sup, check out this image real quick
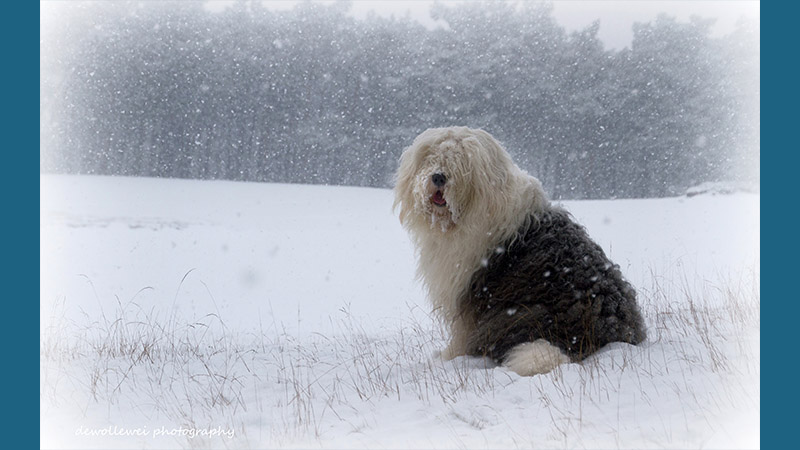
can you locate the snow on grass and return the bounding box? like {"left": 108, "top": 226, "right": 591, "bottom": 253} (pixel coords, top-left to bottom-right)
{"left": 40, "top": 175, "right": 759, "bottom": 449}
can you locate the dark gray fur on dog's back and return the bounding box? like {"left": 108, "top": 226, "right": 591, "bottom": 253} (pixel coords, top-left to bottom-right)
{"left": 463, "top": 206, "right": 646, "bottom": 363}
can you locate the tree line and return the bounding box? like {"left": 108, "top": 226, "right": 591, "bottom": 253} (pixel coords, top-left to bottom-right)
{"left": 40, "top": 1, "right": 759, "bottom": 199}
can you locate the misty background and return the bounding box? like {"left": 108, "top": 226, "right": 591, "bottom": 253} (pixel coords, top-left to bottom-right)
{"left": 40, "top": 0, "right": 759, "bottom": 200}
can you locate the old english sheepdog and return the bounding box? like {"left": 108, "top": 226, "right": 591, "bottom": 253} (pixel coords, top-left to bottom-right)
{"left": 393, "top": 127, "right": 646, "bottom": 376}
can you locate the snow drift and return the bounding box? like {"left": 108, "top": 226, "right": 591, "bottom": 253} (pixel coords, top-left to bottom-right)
{"left": 40, "top": 175, "right": 759, "bottom": 449}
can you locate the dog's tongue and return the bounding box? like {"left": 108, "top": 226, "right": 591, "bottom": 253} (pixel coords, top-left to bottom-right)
{"left": 432, "top": 191, "right": 446, "bottom": 206}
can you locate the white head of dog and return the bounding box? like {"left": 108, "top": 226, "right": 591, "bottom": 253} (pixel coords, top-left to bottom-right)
{"left": 393, "top": 127, "right": 549, "bottom": 329}
{"left": 394, "top": 126, "right": 547, "bottom": 238}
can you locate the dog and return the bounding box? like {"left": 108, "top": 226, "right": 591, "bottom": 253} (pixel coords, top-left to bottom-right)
{"left": 393, "top": 127, "right": 646, "bottom": 376}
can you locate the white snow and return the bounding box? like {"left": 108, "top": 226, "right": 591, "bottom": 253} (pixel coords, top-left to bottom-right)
{"left": 40, "top": 174, "right": 759, "bottom": 449}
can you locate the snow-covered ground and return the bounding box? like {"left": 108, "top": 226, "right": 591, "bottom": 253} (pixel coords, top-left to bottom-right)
{"left": 40, "top": 174, "right": 760, "bottom": 449}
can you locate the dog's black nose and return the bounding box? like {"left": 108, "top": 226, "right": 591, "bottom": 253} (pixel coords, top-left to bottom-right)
{"left": 432, "top": 173, "right": 447, "bottom": 187}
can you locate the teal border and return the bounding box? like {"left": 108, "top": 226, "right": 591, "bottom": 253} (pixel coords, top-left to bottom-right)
{"left": 12, "top": 1, "right": 40, "bottom": 448}
{"left": 761, "top": 3, "right": 786, "bottom": 449}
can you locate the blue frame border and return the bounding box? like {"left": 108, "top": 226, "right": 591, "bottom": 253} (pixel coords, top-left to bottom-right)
{"left": 10, "top": 1, "right": 40, "bottom": 448}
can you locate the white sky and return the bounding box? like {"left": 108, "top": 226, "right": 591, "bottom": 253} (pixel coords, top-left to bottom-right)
{"left": 41, "top": 1, "right": 760, "bottom": 51}
{"left": 548, "top": 1, "right": 759, "bottom": 49}
{"left": 204, "top": 0, "right": 759, "bottom": 50}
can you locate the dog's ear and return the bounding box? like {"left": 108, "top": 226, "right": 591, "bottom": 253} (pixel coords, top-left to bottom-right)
{"left": 465, "top": 129, "right": 549, "bottom": 220}
{"left": 461, "top": 132, "right": 511, "bottom": 193}
{"left": 471, "top": 129, "right": 514, "bottom": 176}
{"left": 393, "top": 140, "right": 427, "bottom": 225}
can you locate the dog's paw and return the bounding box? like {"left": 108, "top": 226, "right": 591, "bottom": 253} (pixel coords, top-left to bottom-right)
{"left": 436, "top": 344, "right": 466, "bottom": 361}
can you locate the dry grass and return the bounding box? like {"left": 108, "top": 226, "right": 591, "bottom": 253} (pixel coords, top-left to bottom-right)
{"left": 41, "top": 265, "right": 760, "bottom": 448}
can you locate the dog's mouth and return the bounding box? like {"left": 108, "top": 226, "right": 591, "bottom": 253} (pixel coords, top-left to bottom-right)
{"left": 431, "top": 191, "right": 447, "bottom": 207}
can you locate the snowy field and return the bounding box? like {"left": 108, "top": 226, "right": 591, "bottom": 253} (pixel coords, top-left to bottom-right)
{"left": 40, "top": 174, "right": 760, "bottom": 449}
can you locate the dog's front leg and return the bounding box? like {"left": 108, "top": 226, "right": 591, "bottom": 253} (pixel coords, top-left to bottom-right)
{"left": 439, "top": 316, "right": 472, "bottom": 360}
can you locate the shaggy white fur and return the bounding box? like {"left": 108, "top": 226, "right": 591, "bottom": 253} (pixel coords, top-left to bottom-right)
{"left": 503, "top": 340, "right": 572, "bottom": 376}
{"left": 393, "top": 126, "right": 549, "bottom": 362}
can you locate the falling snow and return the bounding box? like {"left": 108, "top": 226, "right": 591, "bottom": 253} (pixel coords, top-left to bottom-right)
{"left": 40, "top": 1, "right": 759, "bottom": 200}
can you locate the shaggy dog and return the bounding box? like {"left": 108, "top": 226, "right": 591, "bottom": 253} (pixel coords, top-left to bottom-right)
{"left": 393, "top": 127, "right": 646, "bottom": 376}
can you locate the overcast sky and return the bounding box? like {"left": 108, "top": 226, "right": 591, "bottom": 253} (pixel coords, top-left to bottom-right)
{"left": 223, "top": 0, "right": 759, "bottom": 50}
{"left": 42, "top": 1, "right": 760, "bottom": 51}
{"left": 358, "top": 1, "right": 759, "bottom": 50}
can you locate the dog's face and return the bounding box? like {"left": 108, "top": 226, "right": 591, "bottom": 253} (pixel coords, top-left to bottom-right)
{"left": 394, "top": 127, "right": 515, "bottom": 233}
{"left": 409, "top": 138, "right": 470, "bottom": 232}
